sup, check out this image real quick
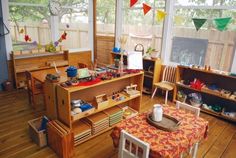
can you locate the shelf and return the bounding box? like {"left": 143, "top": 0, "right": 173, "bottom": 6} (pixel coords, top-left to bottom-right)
{"left": 71, "top": 92, "right": 141, "bottom": 122}
{"left": 201, "top": 108, "right": 236, "bottom": 122}
{"left": 111, "top": 52, "right": 160, "bottom": 62}
{"left": 176, "top": 83, "right": 236, "bottom": 103}
{"left": 62, "top": 72, "right": 144, "bottom": 93}
{"left": 178, "top": 65, "right": 236, "bottom": 80}
{"left": 13, "top": 51, "right": 64, "bottom": 59}
{"left": 74, "top": 125, "right": 113, "bottom": 146}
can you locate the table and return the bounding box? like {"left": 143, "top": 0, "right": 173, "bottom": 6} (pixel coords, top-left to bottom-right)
{"left": 111, "top": 105, "right": 208, "bottom": 158}
{"left": 28, "top": 66, "right": 68, "bottom": 108}
{"left": 30, "top": 66, "right": 68, "bottom": 83}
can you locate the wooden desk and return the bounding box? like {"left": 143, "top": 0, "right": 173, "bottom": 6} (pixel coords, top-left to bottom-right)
{"left": 111, "top": 105, "right": 208, "bottom": 158}
{"left": 30, "top": 66, "right": 68, "bottom": 118}
{"left": 30, "top": 66, "right": 68, "bottom": 83}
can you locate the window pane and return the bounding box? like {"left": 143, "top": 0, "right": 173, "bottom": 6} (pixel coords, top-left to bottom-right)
{"left": 96, "top": 0, "right": 116, "bottom": 35}
{"left": 122, "top": 1, "right": 165, "bottom": 54}
{"left": 9, "top": 3, "right": 50, "bottom": 51}
{"left": 171, "top": 8, "right": 236, "bottom": 71}
{"left": 60, "top": 0, "right": 89, "bottom": 49}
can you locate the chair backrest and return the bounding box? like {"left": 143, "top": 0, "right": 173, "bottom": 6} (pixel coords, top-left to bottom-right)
{"left": 25, "top": 71, "right": 32, "bottom": 90}
{"left": 118, "top": 130, "right": 150, "bottom": 158}
{"left": 176, "top": 101, "right": 200, "bottom": 117}
{"left": 162, "top": 66, "right": 176, "bottom": 83}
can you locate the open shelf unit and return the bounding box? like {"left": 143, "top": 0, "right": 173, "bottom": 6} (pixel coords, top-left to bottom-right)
{"left": 174, "top": 65, "right": 236, "bottom": 122}
{"left": 109, "top": 52, "right": 162, "bottom": 94}
{"left": 56, "top": 72, "right": 144, "bottom": 145}
{"left": 11, "top": 50, "right": 69, "bottom": 88}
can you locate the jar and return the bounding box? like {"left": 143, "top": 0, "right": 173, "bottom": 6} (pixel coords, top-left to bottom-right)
{"left": 152, "top": 104, "right": 163, "bottom": 122}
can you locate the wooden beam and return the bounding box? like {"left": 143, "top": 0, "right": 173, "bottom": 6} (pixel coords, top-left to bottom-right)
{"left": 93, "top": 0, "right": 97, "bottom": 60}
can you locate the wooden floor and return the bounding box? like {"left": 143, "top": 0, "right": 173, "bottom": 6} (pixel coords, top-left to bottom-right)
{"left": 0, "top": 90, "right": 236, "bottom": 158}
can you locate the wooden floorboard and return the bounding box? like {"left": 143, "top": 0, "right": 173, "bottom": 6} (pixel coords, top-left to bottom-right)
{"left": 0, "top": 90, "right": 236, "bottom": 158}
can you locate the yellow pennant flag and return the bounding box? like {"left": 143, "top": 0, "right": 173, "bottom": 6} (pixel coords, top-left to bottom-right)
{"left": 174, "top": 16, "right": 185, "bottom": 25}
{"left": 156, "top": 10, "right": 167, "bottom": 22}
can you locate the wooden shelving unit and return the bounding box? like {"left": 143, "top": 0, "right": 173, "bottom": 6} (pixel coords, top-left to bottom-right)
{"left": 56, "top": 72, "right": 144, "bottom": 145}
{"left": 174, "top": 65, "right": 236, "bottom": 122}
{"left": 11, "top": 50, "right": 69, "bottom": 88}
{"left": 109, "top": 52, "right": 162, "bottom": 94}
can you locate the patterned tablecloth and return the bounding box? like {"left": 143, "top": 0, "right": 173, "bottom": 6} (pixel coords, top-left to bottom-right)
{"left": 111, "top": 105, "right": 208, "bottom": 158}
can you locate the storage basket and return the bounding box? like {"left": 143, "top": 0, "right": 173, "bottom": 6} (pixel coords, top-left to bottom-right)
{"left": 28, "top": 117, "right": 47, "bottom": 147}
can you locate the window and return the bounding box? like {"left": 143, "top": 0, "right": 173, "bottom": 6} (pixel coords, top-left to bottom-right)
{"left": 121, "top": 0, "right": 165, "bottom": 55}
{"left": 60, "top": 0, "right": 89, "bottom": 49}
{"left": 9, "top": 1, "right": 50, "bottom": 50}
{"left": 169, "top": 0, "right": 236, "bottom": 71}
{"left": 96, "top": 0, "right": 116, "bottom": 35}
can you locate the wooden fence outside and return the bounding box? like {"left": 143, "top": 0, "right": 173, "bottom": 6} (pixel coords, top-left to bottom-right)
{"left": 9, "top": 23, "right": 236, "bottom": 71}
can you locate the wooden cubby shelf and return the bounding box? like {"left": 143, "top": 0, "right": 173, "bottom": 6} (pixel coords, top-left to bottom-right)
{"left": 109, "top": 52, "right": 162, "bottom": 94}
{"left": 174, "top": 65, "right": 236, "bottom": 122}
{"left": 56, "top": 72, "right": 144, "bottom": 145}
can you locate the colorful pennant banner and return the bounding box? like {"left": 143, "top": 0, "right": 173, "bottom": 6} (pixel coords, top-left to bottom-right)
{"left": 130, "top": 0, "right": 138, "bottom": 8}
{"left": 192, "top": 18, "right": 207, "bottom": 31}
{"left": 174, "top": 16, "right": 185, "bottom": 25}
{"left": 213, "top": 17, "right": 232, "bottom": 31}
{"left": 143, "top": 3, "right": 151, "bottom": 15}
{"left": 156, "top": 10, "right": 167, "bottom": 22}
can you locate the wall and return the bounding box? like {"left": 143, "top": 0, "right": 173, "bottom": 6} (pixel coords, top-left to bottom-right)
{"left": 0, "top": 0, "right": 9, "bottom": 90}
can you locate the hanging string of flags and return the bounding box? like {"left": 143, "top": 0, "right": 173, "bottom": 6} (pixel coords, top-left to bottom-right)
{"left": 130, "top": 0, "right": 233, "bottom": 32}
{"left": 192, "top": 17, "right": 232, "bottom": 31}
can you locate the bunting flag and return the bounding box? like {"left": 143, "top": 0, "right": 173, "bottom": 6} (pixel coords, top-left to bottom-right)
{"left": 213, "top": 17, "right": 232, "bottom": 31}
{"left": 24, "top": 34, "right": 32, "bottom": 42}
{"left": 130, "top": 0, "right": 138, "bottom": 8}
{"left": 156, "top": 10, "right": 167, "bottom": 22}
{"left": 142, "top": 3, "right": 151, "bottom": 15}
{"left": 192, "top": 18, "right": 207, "bottom": 31}
{"left": 174, "top": 16, "right": 185, "bottom": 25}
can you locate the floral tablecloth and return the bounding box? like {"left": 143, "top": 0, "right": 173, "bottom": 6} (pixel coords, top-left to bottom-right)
{"left": 110, "top": 105, "right": 208, "bottom": 158}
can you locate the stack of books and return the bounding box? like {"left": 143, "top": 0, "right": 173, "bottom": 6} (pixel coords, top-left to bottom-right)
{"left": 104, "top": 106, "right": 123, "bottom": 126}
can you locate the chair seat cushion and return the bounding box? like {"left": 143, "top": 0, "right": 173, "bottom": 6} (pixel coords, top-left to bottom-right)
{"left": 154, "top": 81, "right": 174, "bottom": 91}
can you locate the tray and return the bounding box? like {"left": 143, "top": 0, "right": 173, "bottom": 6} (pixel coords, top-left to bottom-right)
{"left": 146, "top": 113, "right": 180, "bottom": 132}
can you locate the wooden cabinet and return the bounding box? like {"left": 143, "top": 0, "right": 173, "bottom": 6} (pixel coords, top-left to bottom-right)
{"left": 11, "top": 51, "right": 69, "bottom": 88}
{"left": 174, "top": 65, "right": 236, "bottom": 122}
{"left": 56, "top": 72, "right": 144, "bottom": 145}
{"left": 110, "top": 52, "right": 162, "bottom": 94}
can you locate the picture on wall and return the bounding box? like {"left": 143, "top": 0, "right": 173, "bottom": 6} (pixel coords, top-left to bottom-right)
{"left": 170, "top": 37, "right": 208, "bottom": 66}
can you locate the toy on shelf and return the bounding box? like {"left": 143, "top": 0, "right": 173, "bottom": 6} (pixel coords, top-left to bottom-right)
{"left": 70, "top": 99, "right": 94, "bottom": 116}
{"left": 95, "top": 94, "right": 109, "bottom": 109}
{"left": 220, "top": 89, "right": 231, "bottom": 98}
{"left": 229, "top": 92, "right": 236, "bottom": 101}
{"left": 124, "top": 84, "right": 140, "bottom": 97}
{"left": 190, "top": 78, "right": 205, "bottom": 90}
{"left": 119, "top": 105, "right": 138, "bottom": 119}
{"left": 188, "top": 93, "right": 202, "bottom": 107}
{"left": 177, "top": 91, "right": 187, "bottom": 102}
{"left": 202, "top": 103, "right": 223, "bottom": 113}
{"left": 112, "top": 92, "right": 126, "bottom": 101}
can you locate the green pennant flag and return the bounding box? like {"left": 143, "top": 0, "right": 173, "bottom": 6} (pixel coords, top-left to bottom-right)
{"left": 192, "top": 18, "right": 207, "bottom": 31}
{"left": 213, "top": 17, "right": 232, "bottom": 31}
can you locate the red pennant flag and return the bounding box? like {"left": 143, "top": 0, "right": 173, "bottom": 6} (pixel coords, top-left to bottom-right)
{"left": 130, "top": 0, "right": 138, "bottom": 8}
{"left": 143, "top": 3, "right": 151, "bottom": 15}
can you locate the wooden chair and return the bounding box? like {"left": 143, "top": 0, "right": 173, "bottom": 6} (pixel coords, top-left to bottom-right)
{"left": 151, "top": 66, "right": 176, "bottom": 105}
{"left": 118, "top": 130, "right": 150, "bottom": 158}
{"left": 176, "top": 101, "right": 200, "bottom": 158}
{"left": 25, "top": 71, "right": 43, "bottom": 107}
{"left": 78, "top": 63, "right": 88, "bottom": 68}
